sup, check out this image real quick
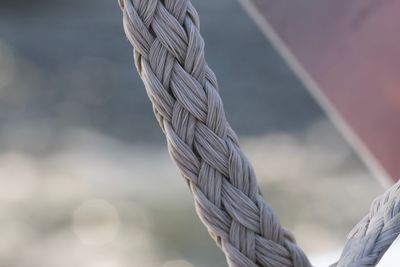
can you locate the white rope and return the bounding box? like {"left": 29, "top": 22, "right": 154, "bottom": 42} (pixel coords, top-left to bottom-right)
{"left": 333, "top": 181, "right": 400, "bottom": 267}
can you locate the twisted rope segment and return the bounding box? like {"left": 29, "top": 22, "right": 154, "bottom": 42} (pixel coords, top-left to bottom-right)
{"left": 333, "top": 180, "right": 400, "bottom": 267}
{"left": 118, "top": 0, "right": 400, "bottom": 266}
{"left": 119, "top": 0, "right": 311, "bottom": 266}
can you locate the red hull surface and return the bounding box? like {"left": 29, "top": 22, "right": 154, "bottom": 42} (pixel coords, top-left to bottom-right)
{"left": 240, "top": 0, "right": 400, "bottom": 183}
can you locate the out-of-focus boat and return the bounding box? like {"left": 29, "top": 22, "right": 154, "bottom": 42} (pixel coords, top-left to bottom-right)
{"left": 240, "top": 0, "right": 400, "bottom": 184}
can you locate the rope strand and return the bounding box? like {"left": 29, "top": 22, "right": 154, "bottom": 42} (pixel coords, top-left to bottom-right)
{"left": 333, "top": 181, "right": 400, "bottom": 267}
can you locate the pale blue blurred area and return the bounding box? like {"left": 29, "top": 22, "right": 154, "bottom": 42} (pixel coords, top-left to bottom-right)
{"left": 0, "top": 1, "right": 382, "bottom": 267}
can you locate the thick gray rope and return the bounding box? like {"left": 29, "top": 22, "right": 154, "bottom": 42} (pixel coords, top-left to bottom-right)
{"left": 119, "top": 0, "right": 311, "bottom": 266}
{"left": 118, "top": 0, "right": 400, "bottom": 266}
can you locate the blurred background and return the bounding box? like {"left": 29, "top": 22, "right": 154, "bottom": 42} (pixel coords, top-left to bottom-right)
{"left": 0, "top": 0, "right": 393, "bottom": 266}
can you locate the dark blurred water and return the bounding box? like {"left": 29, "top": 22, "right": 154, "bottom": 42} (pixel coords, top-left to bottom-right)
{"left": 0, "top": 0, "right": 322, "bottom": 151}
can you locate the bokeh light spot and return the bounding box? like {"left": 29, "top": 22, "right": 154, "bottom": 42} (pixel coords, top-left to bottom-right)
{"left": 73, "top": 199, "right": 120, "bottom": 246}
{"left": 161, "top": 259, "right": 194, "bottom": 267}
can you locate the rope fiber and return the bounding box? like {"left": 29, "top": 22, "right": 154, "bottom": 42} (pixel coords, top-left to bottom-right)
{"left": 118, "top": 0, "right": 400, "bottom": 266}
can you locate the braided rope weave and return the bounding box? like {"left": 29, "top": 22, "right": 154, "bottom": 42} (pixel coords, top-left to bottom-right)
{"left": 118, "top": 0, "right": 400, "bottom": 266}
{"left": 333, "top": 181, "right": 400, "bottom": 267}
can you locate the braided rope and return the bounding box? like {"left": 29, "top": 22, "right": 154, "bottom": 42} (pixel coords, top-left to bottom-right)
{"left": 118, "top": 0, "right": 400, "bottom": 266}
{"left": 333, "top": 181, "right": 400, "bottom": 267}
{"left": 119, "top": 0, "right": 311, "bottom": 266}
